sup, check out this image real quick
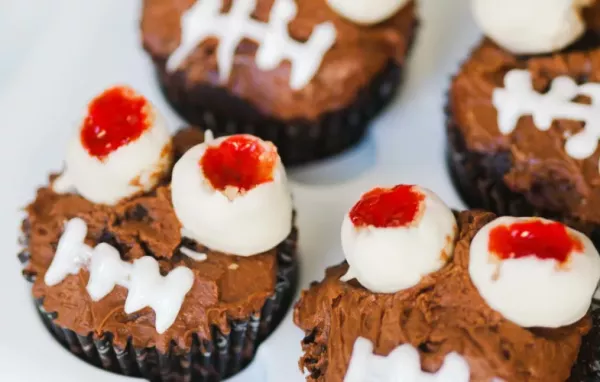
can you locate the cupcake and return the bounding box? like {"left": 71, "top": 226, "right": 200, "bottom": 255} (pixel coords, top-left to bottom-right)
{"left": 19, "top": 86, "right": 298, "bottom": 381}
{"left": 447, "top": 0, "right": 600, "bottom": 246}
{"left": 294, "top": 184, "right": 600, "bottom": 381}
{"left": 140, "top": 0, "right": 418, "bottom": 164}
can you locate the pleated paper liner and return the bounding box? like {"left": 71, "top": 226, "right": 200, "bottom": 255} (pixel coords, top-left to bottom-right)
{"left": 21, "top": 228, "right": 298, "bottom": 382}
{"left": 445, "top": 108, "right": 600, "bottom": 248}
{"left": 569, "top": 299, "right": 600, "bottom": 381}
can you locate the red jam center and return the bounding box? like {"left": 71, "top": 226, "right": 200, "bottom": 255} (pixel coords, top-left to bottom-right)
{"left": 80, "top": 86, "right": 150, "bottom": 159}
{"left": 349, "top": 185, "right": 425, "bottom": 228}
{"left": 200, "top": 135, "right": 277, "bottom": 193}
{"left": 488, "top": 220, "right": 583, "bottom": 263}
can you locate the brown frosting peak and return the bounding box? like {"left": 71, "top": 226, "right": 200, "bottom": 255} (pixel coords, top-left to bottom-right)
{"left": 293, "top": 210, "right": 591, "bottom": 382}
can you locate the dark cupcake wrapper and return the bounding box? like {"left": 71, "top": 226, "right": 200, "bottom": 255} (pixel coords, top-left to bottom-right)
{"left": 569, "top": 299, "right": 600, "bottom": 381}
{"left": 155, "top": 59, "right": 403, "bottom": 165}
{"left": 445, "top": 102, "right": 600, "bottom": 247}
{"left": 23, "top": 228, "right": 298, "bottom": 382}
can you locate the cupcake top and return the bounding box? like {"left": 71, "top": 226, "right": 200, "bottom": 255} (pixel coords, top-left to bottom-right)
{"left": 141, "top": 0, "right": 417, "bottom": 120}
{"left": 294, "top": 185, "right": 600, "bottom": 381}
{"left": 450, "top": 1, "right": 600, "bottom": 225}
{"left": 22, "top": 87, "right": 296, "bottom": 351}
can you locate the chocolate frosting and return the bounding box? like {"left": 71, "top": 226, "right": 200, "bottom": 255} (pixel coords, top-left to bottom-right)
{"left": 23, "top": 128, "right": 292, "bottom": 353}
{"left": 141, "top": 0, "right": 417, "bottom": 120}
{"left": 293, "top": 210, "right": 591, "bottom": 382}
{"left": 449, "top": 4, "right": 600, "bottom": 225}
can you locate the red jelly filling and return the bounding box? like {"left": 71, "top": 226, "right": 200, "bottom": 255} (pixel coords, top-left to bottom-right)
{"left": 488, "top": 220, "right": 583, "bottom": 264}
{"left": 350, "top": 185, "right": 425, "bottom": 228}
{"left": 80, "top": 86, "right": 150, "bottom": 159}
{"left": 201, "top": 135, "right": 277, "bottom": 193}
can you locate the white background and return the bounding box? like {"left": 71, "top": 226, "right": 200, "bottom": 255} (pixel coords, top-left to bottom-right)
{"left": 0, "top": 0, "right": 479, "bottom": 380}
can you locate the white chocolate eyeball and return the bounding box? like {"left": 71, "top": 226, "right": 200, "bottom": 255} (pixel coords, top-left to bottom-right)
{"left": 326, "top": 0, "right": 410, "bottom": 25}
{"left": 472, "top": 0, "right": 591, "bottom": 54}
{"left": 340, "top": 185, "right": 457, "bottom": 293}
{"left": 469, "top": 216, "right": 600, "bottom": 328}
{"left": 171, "top": 133, "right": 293, "bottom": 256}
{"left": 53, "top": 86, "right": 173, "bottom": 205}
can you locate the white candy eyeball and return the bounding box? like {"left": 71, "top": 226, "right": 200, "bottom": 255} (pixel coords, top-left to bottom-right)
{"left": 171, "top": 133, "right": 293, "bottom": 256}
{"left": 326, "top": 0, "right": 410, "bottom": 25}
{"left": 340, "top": 185, "right": 457, "bottom": 293}
{"left": 53, "top": 86, "right": 173, "bottom": 205}
{"left": 472, "top": 0, "right": 591, "bottom": 54}
{"left": 469, "top": 216, "right": 600, "bottom": 328}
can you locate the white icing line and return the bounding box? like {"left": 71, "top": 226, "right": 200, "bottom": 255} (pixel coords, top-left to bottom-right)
{"left": 494, "top": 69, "right": 600, "bottom": 161}
{"left": 180, "top": 246, "right": 207, "bottom": 262}
{"left": 45, "top": 218, "right": 92, "bottom": 286}
{"left": 204, "top": 129, "right": 214, "bottom": 143}
{"left": 45, "top": 218, "right": 195, "bottom": 334}
{"left": 52, "top": 171, "right": 74, "bottom": 194}
{"left": 344, "top": 337, "right": 470, "bottom": 382}
{"left": 167, "top": 0, "right": 336, "bottom": 90}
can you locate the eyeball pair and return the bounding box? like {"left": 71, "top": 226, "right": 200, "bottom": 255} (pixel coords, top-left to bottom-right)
{"left": 341, "top": 184, "right": 600, "bottom": 328}
{"left": 54, "top": 86, "right": 292, "bottom": 256}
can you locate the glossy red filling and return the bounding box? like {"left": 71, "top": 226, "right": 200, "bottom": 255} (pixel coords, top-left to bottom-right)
{"left": 80, "top": 86, "right": 150, "bottom": 159}
{"left": 350, "top": 185, "right": 425, "bottom": 228}
{"left": 201, "top": 135, "right": 277, "bottom": 193}
{"left": 488, "top": 220, "right": 583, "bottom": 264}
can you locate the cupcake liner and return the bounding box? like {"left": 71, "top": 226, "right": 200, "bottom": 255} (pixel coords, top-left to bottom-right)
{"left": 23, "top": 227, "right": 298, "bottom": 382}
{"left": 155, "top": 59, "right": 403, "bottom": 165}
{"left": 445, "top": 106, "right": 600, "bottom": 247}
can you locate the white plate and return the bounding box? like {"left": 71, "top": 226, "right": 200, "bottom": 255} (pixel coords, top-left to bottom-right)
{"left": 0, "top": 0, "right": 480, "bottom": 380}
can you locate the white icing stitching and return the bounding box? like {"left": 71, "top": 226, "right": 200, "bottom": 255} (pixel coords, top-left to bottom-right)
{"left": 344, "top": 337, "right": 470, "bottom": 382}
{"left": 494, "top": 69, "right": 600, "bottom": 160}
{"left": 180, "top": 246, "right": 208, "bottom": 262}
{"left": 44, "top": 218, "right": 195, "bottom": 334}
{"left": 167, "top": 0, "right": 337, "bottom": 90}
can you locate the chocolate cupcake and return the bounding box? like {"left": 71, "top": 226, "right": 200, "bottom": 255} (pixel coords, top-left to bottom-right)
{"left": 19, "top": 86, "right": 298, "bottom": 381}
{"left": 447, "top": 0, "right": 600, "bottom": 245}
{"left": 140, "top": 0, "right": 418, "bottom": 164}
{"left": 294, "top": 184, "right": 600, "bottom": 381}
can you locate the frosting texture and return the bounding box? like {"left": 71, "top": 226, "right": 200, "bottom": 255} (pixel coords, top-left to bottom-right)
{"left": 341, "top": 185, "right": 457, "bottom": 293}
{"left": 469, "top": 216, "right": 600, "bottom": 328}
{"left": 53, "top": 86, "right": 173, "bottom": 205}
{"left": 171, "top": 133, "right": 293, "bottom": 256}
